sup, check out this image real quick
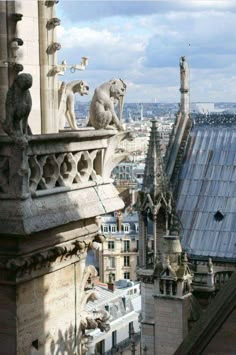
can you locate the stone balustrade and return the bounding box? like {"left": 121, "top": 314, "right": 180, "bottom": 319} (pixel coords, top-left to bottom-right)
{"left": 0, "top": 129, "right": 132, "bottom": 235}
{"left": 192, "top": 270, "right": 234, "bottom": 291}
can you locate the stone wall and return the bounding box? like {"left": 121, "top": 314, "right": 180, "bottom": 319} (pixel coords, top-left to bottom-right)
{"left": 140, "top": 282, "right": 155, "bottom": 354}
{"left": 154, "top": 296, "right": 191, "bottom": 355}
{"left": 17, "top": 263, "right": 76, "bottom": 354}
{"left": 0, "top": 0, "right": 41, "bottom": 134}
{"left": 15, "top": 0, "right": 41, "bottom": 133}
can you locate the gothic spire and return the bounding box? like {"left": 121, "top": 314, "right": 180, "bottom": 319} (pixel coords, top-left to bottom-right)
{"left": 142, "top": 119, "right": 167, "bottom": 199}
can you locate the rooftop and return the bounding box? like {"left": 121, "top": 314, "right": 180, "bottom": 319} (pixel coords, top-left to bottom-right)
{"left": 177, "top": 124, "right": 236, "bottom": 260}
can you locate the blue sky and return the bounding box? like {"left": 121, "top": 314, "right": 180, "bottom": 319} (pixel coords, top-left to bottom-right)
{"left": 57, "top": 1, "right": 236, "bottom": 103}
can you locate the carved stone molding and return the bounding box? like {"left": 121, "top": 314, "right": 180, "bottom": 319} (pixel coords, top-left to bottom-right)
{"left": 102, "top": 131, "right": 135, "bottom": 180}
{"left": 1, "top": 239, "right": 91, "bottom": 278}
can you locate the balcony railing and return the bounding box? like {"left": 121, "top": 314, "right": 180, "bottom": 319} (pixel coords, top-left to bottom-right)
{"left": 0, "top": 130, "right": 132, "bottom": 234}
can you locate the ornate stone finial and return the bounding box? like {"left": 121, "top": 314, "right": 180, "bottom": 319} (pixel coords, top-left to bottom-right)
{"left": 169, "top": 199, "right": 182, "bottom": 236}
{"left": 183, "top": 252, "right": 188, "bottom": 264}
{"left": 2, "top": 73, "right": 32, "bottom": 148}
{"left": 58, "top": 80, "right": 89, "bottom": 130}
{"left": 207, "top": 257, "right": 213, "bottom": 273}
{"left": 87, "top": 79, "right": 126, "bottom": 131}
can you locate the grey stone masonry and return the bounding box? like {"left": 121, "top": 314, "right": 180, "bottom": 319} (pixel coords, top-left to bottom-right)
{"left": 0, "top": 130, "right": 133, "bottom": 234}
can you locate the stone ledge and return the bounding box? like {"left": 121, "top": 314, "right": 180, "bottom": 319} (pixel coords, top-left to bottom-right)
{"left": 0, "top": 183, "right": 123, "bottom": 235}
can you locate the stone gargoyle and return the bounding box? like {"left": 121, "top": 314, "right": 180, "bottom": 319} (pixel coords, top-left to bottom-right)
{"left": 80, "top": 309, "right": 110, "bottom": 332}
{"left": 58, "top": 80, "right": 89, "bottom": 130}
{"left": 2, "top": 73, "right": 32, "bottom": 148}
{"left": 87, "top": 78, "right": 126, "bottom": 131}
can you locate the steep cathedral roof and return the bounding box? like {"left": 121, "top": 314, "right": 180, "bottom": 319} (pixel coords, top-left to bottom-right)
{"left": 176, "top": 122, "right": 236, "bottom": 260}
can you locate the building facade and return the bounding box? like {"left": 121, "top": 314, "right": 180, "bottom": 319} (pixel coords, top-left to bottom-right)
{"left": 0, "top": 2, "right": 131, "bottom": 354}
{"left": 85, "top": 281, "right": 141, "bottom": 355}
{"left": 99, "top": 212, "right": 140, "bottom": 283}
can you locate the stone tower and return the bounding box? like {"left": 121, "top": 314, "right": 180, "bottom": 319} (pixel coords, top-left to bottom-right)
{"left": 137, "top": 120, "right": 193, "bottom": 355}
{"left": 0, "top": 0, "right": 62, "bottom": 134}
{"left": 0, "top": 1, "right": 131, "bottom": 354}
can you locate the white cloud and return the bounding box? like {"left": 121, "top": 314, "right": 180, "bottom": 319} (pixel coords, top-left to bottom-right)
{"left": 57, "top": 1, "right": 236, "bottom": 102}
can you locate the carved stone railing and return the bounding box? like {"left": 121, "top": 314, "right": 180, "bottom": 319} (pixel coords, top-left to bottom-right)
{"left": 192, "top": 272, "right": 208, "bottom": 287}
{"left": 214, "top": 271, "right": 233, "bottom": 290}
{"left": 192, "top": 270, "right": 234, "bottom": 292}
{"left": 0, "top": 130, "right": 132, "bottom": 234}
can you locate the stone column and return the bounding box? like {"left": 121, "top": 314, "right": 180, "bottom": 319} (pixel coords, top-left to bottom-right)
{"left": 139, "top": 213, "right": 148, "bottom": 267}
{"left": 38, "top": 0, "right": 60, "bottom": 133}
{"left": 0, "top": 1, "right": 10, "bottom": 124}
{"left": 179, "top": 56, "right": 190, "bottom": 117}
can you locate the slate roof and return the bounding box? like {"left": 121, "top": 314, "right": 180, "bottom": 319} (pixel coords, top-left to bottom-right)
{"left": 176, "top": 124, "right": 236, "bottom": 260}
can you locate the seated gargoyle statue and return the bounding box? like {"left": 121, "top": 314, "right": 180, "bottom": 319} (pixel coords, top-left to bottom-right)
{"left": 87, "top": 78, "right": 126, "bottom": 130}
{"left": 2, "top": 73, "right": 32, "bottom": 148}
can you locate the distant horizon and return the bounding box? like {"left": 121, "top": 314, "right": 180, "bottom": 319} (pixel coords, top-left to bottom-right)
{"left": 75, "top": 100, "right": 236, "bottom": 105}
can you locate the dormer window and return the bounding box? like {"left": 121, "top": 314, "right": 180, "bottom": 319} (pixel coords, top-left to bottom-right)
{"left": 122, "top": 223, "right": 130, "bottom": 233}
{"left": 110, "top": 224, "right": 117, "bottom": 233}
{"left": 214, "top": 210, "right": 224, "bottom": 222}
{"left": 102, "top": 224, "right": 109, "bottom": 233}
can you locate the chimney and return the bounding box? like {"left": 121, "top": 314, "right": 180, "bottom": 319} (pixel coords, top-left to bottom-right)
{"left": 116, "top": 210, "right": 122, "bottom": 232}
{"left": 108, "top": 282, "right": 115, "bottom": 292}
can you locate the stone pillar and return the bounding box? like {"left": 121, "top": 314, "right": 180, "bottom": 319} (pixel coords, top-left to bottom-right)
{"left": 179, "top": 56, "right": 190, "bottom": 118}
{"left": 0, "top": 1, "right": 42, "bottom": 133}
{"left": 38, "top": 0, "right": 60, "bottom": 133}
{"left": 139, "top": 213, "right": 148, "bottom": 267}
{"left": 0, "top": 2, "right": 11, "bottom": 124}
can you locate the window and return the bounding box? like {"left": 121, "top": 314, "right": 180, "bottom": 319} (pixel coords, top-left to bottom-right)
{"left": 112, "top": 331, "right": 117, "bottom": 348}
{"left": 124, "top": 272, "right": 130, "bottom": 279}
{"left": 124, "top": 256, "right": 130, "bottom": 267}
{"left": 108, "top": 241, "right": 115, "bottom": 250}
{"left": 110, "top": 224, "right": 117, "bottom": 233}
{"left": 95, "top": 340, "right": 105, "bottom": 355}
{"left": 136, "top": 240, "right": 139, "bottom": 251}
{"left": 102, "top": 224, "right": 109, "bottom": 233}
{"left": 122, "top": 223, "right": 130, "bottom": 233}
{"left": 110, "top": 257, "right": 115, "bottom": 268}
{"left": 134, "top": 223, "right": 139, "bottom": 232}
{"left": 124, "top": 240, "right": 130, "bottom": 252}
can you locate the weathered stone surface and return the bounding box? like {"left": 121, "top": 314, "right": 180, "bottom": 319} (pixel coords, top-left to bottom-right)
{"left": 58, "top": 80, "right": 89, "bottom": 130}
{"left": 2, "top": 73, "right": 32, "bottom": 146}
{"left": 0, "top": 130, "right": 132, "bottom": 234}
{"left": 87, "top": 79, "right": 126, "bottom": 131}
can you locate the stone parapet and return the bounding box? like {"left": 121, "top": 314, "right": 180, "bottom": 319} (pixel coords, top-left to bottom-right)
{"left": 0, "top": 130, "right": 131, "bottom": 234}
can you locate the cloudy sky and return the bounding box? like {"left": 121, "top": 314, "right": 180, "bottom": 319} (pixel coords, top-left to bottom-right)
{"left": 57, "top": 0, "right": 236, "bottom": 103}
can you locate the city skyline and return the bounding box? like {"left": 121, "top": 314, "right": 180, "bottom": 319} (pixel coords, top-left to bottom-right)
{"left": 57, "top": 0, "right": 236, "bottom": 103}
